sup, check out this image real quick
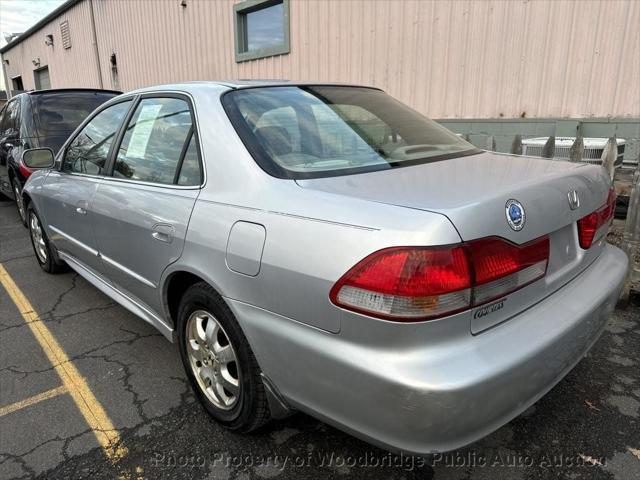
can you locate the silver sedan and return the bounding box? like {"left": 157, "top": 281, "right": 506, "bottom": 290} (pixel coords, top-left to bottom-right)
{"left": 21, "top": 81, "right": 628, "bottom": 454}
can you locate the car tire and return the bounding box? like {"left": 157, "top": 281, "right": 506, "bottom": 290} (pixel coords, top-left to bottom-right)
{"left": 177, "top": 282, "right": 271, "bottom": 432}
{"left": 27, "top": 205, "right": 66, "bottom": 274}
{"left": 11, "top": 179, "right": 27, "bottom": 227}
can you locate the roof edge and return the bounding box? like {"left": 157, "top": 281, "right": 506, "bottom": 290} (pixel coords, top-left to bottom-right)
{"left": 0, "top": 0, "right": 82, "bottom": 54}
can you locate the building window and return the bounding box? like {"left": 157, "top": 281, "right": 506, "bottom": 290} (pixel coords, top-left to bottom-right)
{"left": 60, "top": 20, "right": 71, "bottom": 49}
{"left": 234, "top": 0, "right": 290, "bottom": 62}
{"left": 11, "top": 76, "right": 24, "bottom": 92}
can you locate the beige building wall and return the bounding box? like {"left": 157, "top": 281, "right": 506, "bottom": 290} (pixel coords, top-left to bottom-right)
{"left": 2, "top": 0, "right": 639, "bottom": 119}
{"left": 1, "top": 0, "right": 102, "bottom": 92}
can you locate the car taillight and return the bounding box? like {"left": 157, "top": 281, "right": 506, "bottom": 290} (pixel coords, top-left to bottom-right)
{"left": 468, "top": 236, "right": 549, "bottom": 305}
{"left": 19, "top": 162, "right": 34, "bottom": 179}
{"left": 577, "top": 188, "right": 616, "bottom": 249}
{"left": 330, "top": 235, "right": 549, "bottom": 321}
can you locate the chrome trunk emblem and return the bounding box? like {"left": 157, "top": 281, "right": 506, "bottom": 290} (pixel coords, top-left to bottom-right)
{"left": 567, "top": 190, "right": 580, "bottom": 210}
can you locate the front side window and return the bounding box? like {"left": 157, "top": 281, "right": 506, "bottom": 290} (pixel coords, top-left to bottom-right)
{"left": 114, "top": 97, "right": 196, "bottom": 185}
{"left": 63, "top": 100, "right": 131, "bottom": 175}
{"left": 234, "top": 0, "right": 289, "bottom": 62}
{"left": 223, "top": 86, "right": 479, "bottom": 179}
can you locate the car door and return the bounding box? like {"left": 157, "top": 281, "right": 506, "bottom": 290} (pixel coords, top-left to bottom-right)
{"left": 91, "top": 94, "right": 202, "bottom": 311}
{"left": 0, "top": 99, "right": 20, "bottom": 196}
{"left": 0, "top": 102, "right": 9, "bottom": 196}
{"left": 42, "top": 99, "right": 133, "bottom": 274}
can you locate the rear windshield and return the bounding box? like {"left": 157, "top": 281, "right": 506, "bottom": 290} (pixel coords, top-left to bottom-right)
{"left": 222, "top": 86, "right": 478, "bottom": 179}
{"left": 32, "top": 91, "right": 119, "bottom": 137}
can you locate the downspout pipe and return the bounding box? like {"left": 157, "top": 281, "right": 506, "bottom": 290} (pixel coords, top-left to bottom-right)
{"left": 88, "top": 0, "right": 103, "bottom": 88}
{"left": 1, "top": 54, "right": 11, "bottom": 99}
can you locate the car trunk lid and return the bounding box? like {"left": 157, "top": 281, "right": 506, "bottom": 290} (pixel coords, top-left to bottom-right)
{"left": 297, "top": 152, "right": 613, "bottom": 332}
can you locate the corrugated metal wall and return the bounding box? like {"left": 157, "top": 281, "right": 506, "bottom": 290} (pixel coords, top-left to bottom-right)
{"left": 3, "top": 0, "right": 639, "bottom": 119}
{"left": 1, "top": 1, "right": 101, "bottom": 91}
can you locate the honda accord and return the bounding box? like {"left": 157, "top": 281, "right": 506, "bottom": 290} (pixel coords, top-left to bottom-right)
{"left": 20, "top": 82, "right": 628, "bottom": 454}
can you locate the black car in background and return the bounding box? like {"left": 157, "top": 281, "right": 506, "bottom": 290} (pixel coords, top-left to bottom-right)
{"left": 0, "top": 88, "right": 120, "bottom": 224}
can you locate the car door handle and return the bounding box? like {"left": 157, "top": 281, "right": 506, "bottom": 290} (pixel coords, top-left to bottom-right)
{"left": 152, "top": 224, "right": 175, "bottom": 244}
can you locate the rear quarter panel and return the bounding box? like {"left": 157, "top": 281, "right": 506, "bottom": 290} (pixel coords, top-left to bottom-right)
{"left": 165, "top": 180, "right": 462, "bottom": 334}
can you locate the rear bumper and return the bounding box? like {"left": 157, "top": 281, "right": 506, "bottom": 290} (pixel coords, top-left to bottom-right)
{"left": 228, "top": 244, "right": 628, "bottom": 454}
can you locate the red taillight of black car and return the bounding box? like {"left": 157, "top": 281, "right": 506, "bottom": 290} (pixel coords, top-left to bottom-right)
{"left": 577, "top": 188, "right": 616, "bottom": 249}
{"left": 19, "top": 161, "right": 35, "bottom": 180}
{"left": 330, "top": 235, "right": 550, "bottom": 321}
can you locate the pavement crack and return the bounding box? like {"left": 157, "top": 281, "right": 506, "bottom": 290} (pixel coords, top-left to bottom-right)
{"left": 82, "top": 350, "right": 151, "bottom": 424}
{"left": 41, "top": 303, "right": 118, "bottom": 326}
{"left": 0, "top": 253, "right": 37, "bottom": 264}
{"left": 59, "top": 428, "right": 94, "bottom": 463}
{"left": 1, "top": 434, "right": 67, "bottom": 465}
{"left": 0, "top": 321, "right": 32, "bottom": 334}
{"left": 40, "top": 274, "right": 80, "bottom": 320}
{"left": 0, "top": 364, "right": 56, "bottom": 379}
{"left": 0, "top": 331, "right": 162, "bottom": 377}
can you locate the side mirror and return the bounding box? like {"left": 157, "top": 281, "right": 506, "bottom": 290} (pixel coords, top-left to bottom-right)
{"left": 22, "top": 148, "right": 55, "bottom": 169}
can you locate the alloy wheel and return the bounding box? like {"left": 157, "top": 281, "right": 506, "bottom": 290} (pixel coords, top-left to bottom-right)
{"left": 13, "top": 182, "right": 25, "bottom": 223}
{"left": 29, "top": 212, "right": 48, "bottom": 263}
{"left": 186, "top": 310, "right": 241, "bottom": 410}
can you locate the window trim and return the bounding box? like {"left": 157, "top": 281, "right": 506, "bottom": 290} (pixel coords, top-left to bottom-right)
{"left": 234, "top": 0, "right": 290, "bottom": 63}
{"left": 104, "top": 92, "right": 204, "bottom": 189}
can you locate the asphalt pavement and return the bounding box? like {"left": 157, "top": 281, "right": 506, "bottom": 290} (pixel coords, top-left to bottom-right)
{"left": 0, "top": 197, "right": 639, "bottom": 480}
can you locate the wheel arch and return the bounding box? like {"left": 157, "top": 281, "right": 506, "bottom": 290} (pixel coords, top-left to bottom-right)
{"left": 162, "top": 267, "right": 235, "bottom": 333}
{"left": 21, "top": 189, "right": 32, "bottom": 209}
{"left": 163, "top": 270, "right": 206, "bottom": 331}
{"left": 163, "top": 267, "right": 294, "bottom": 421}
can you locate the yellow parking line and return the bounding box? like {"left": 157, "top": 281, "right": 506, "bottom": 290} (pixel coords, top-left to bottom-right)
{"left": 0, "top": 264, "right": 128, "bottom": 464}
{"left": 0, "top": 385, "right": 68, "bottom": 417}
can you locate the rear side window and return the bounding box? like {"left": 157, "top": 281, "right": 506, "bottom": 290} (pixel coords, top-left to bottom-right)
{"left": 177, "top": 135, "right": 202, "bottom": 186}
{"left": 113, "top": 97, "right": 198, "bottom": 185}
{"left": 0, "top": 99, "right": 20, "bottom": 138}
{"left": 63, "top": 100, "right": 132, "bottom": 176}
{"left": 32, "top": 92, "right": 118, "bottom": 136}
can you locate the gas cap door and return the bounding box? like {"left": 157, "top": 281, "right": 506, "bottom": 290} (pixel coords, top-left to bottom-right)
{"left": 226, "top": 221, "right": 266, "bottom": 276}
